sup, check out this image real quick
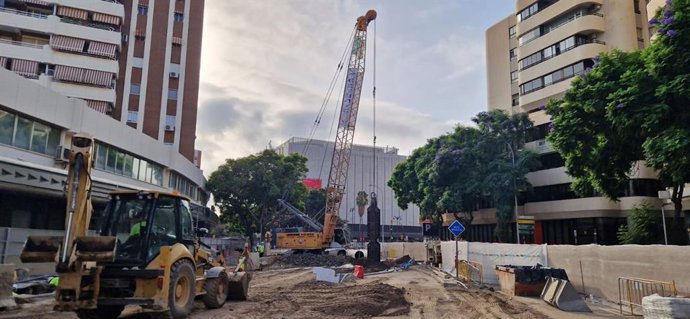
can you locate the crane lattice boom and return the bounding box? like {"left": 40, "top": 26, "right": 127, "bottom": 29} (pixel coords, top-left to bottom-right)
{"left": 321, "top": 10, "right": 377, "bottom": 246}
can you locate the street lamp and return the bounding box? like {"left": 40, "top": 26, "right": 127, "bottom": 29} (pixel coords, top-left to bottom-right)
{"left": 506, "top": 142, "right": 520, "bottom": 244}
{"left": 658, "top": 190, "right": 670, "bottom": 245}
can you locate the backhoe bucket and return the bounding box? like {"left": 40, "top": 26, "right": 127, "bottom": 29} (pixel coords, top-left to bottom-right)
{"left": 20, "top": 236, "right": 62, "bottom": 263}
{"left": 227, "top": 272, "right": 250, "bottom": 301}
{"left": 75, "top": 236, "right": 117, "bottom": 262}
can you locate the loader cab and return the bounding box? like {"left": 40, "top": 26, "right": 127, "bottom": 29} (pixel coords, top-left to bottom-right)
{"left": 100, "top": 191, "right": 194, "bottom": 266}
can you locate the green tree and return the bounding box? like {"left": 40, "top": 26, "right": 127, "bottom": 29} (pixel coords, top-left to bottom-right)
{"left": 388, "top": 110, "right": 538, "bottom": 242}
{"left": 547, "top": 0, "right": 690, "bottom": 244}
{"left": 305, "top": 188, "right": 326, "bottom": 220}
{"left": 206, "top": 150, "right": 308, "bottom": 242}
{"left": 474, "top": 110, "right": 540, "bottom": 242}
{"left": 617, "top": 202, "right": 663, "bottom": 244}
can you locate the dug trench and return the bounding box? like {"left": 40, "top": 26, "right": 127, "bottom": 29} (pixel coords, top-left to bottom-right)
{"left": 220, "top": 268, "right": 410, "bottom": 319}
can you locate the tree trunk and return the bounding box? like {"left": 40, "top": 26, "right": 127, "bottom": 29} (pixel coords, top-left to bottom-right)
{"left": 669, "top": 185, "right": 687, "bottom": 245}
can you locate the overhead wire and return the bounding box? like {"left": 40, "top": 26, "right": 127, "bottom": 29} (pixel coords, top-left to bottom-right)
{"left": 301, "top": 26, "right": 357, "bottom": 157}
{"left": 281, "top": 26, "right": 356, "bottom": 203}
{"left": 371, "top": 19, "right": 377, "bottom": 195}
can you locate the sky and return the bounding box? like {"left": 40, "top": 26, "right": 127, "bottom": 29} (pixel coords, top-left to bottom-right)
{"left": 197, "top": 0, "right": 515, "bottom": 174}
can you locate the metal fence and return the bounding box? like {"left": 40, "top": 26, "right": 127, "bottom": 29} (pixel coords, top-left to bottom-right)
{"left": 618, "top": 277, "right": 677, "bottom": 315}
{"left": 457, "top": 260, "right": 483, "bottom": 286}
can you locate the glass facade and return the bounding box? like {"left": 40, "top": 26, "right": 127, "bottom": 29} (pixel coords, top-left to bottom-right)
{"left": 520, "top": 59, "right": 592, "bottom": 95}
{"left": 94, "top": 142, "right": 164, "bottom": 186}
{"left": 0, "top": 109, "right": 61, "bottom": 157}
{"left": 519, "top": 35, "right": 593, "bottom": 70}
{"left": 518, "top": 6, "right": 594, "bottom": 46}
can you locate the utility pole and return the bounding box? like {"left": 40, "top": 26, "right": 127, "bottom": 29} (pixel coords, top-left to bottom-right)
{"left": 506, "top": 142, "right": 519, "bottom": 244}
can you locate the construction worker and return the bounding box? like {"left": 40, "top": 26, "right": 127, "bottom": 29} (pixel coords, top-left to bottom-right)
{"left": 129, "top": 208, "right": 146, "bottom": 236}
{"left": 48, "top": 276, "right": 59, "bottom": 288}
{"left": 257, "top": 242, "right": 265, "bottom": 257}
{"left": 238, "top": 242, "right": 251, "bottom": 272}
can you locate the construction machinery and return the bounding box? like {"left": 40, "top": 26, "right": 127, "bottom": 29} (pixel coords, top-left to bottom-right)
{"left": 19, "top": 133, "right": 250, "bottom": 319}
{"left": 276, "top": 9, "right": 377, "bottom": 252}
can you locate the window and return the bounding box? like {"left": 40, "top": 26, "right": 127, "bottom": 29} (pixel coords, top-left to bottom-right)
{"left": 105, "top": 146, "right": 116, "bottom": 171}
{"left": 0, "top": 110, "right": 16, "bottom": 145}
{"left": 127, "top": 111, "right": 138, "bottom": 123}
{"left": 174, "top": 12, "right": 184, "bottom": 22}
{"left": 137, "top": 6, "right": 148, "bottom": 16}
{"left": 30, "top": 122, "right": 49, "bottom": 154}
{"left": 512, "top": 94, "right": 519, "bottom": 107}
{"left": 96, "top": 144, "right": 106, "bottom": 169}
{"left": 167, "top": 89, "right": 177, "bottom": 100}
{"left": 130, "top": 83, "right": 141, "bottom": 95}
{"left": 94, "top": 142, "right": 164, "bottom": 186}
{"left": 14, "top": 118, "right": 32, "bottom": 150}
{"left": 165, "top": 115, "right": 176, "bottom": 127}
{"left": 509, "top": 26, "right": 516, "bottom": 38}
{"left": 180, "top": 200, "right": 193, "bottom": 241}
{"left": 634, "top": 0, "right": 641, "bottom": 14}
{"left": 148, "top": 196, "right": 178, "bottom": 260}
{"left": 511, "top": 71, "right": 518, "bottom": 83}
{"left": 518, "top": 28, "right": 541, "bottom": 45}
{"left": 517, "top": 3, "right": 539, "bottom": 22}
{"left": 519, "top": 60, "right": 591, "bottom": 95}
{"left": 509, "top": 48, "right": 516, "bottom": 60}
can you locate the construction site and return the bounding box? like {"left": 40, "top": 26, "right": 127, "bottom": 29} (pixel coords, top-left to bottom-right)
{"left": 0, "top": 1, "right": 689, "bottom": 319}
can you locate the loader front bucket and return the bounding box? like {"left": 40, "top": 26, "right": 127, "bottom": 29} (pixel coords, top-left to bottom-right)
{"left": 227, "top": 272, "right": 251, "bottom": 301}
{"left": 541, "top": 277, "right": 591, "bottom": 312}
{"left": 75, "top": 236, "right": 117, "bottom": 262}
{"left": 20, "top": 236, "right": 62, "bottom": 263}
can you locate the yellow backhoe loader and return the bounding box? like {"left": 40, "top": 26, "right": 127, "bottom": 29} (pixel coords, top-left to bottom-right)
{"left": 19, "top": 132, "right": 250, "bottom": 319}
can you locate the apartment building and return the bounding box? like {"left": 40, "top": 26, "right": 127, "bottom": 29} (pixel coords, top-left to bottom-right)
{"left": 276, "top": 138, "right": 423, "bottom": 241}
{"left": 0, "top": 0, "right": 123, "bottom": 114}
{"left": 0, "top": 0, "right": 214, "bottom": 231}
{"left": 114, "top": 0, "right": 203, "bottom": 162}
{"left": 481, "top": 0, "right": 663, "bottom": 245}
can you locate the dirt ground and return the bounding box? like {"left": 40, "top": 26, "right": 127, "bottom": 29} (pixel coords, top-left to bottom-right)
{"left": 0, "top": 266, "right": 559, "bottom": 319}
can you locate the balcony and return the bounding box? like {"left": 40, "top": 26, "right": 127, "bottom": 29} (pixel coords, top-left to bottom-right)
{"left": 0, "top": 6, "right": 48, "bottom": 20}
{"left": 0, "top": 39, "right": 118, "bottom": 75}
{"left": 525, "top": 139, "right": 554, "bottom": 154}
{"left": 0, "top": 38, "right": 48, "bottom": 63}
{"left": 0, "top": 9, "right": 120, "bottom": 45}
{"left": 520, "top": 12, "right": 605, "bottom": 58}
{"left": 517, "top": 0, "right": 603, "bottom": 34}
{"left": 519, "top": 41, "right": 606, "bottom": 85}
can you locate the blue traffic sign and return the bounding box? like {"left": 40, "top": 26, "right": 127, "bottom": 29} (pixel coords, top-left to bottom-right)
{"left": 448, "top": 220, "right": 465, "bottom": 237}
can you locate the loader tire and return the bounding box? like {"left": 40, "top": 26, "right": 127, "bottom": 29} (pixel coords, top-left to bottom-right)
{"left": 153, "top": 259, "right": 195, "bottom": 319}
{"left": 75, "top": 305, "right": 124, "bottom": 319}
{"left": 202, "top": 271, "right": 228, "bottom": 309}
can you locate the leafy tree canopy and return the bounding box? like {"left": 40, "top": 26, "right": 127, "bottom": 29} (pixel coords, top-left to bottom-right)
{"left": 388, "top": 110, "right": 539, "bottom": 242}
{"left": 547, "top": 0, "right": 690, "bottom": 243}
{"left": 206, "top": 150, "right": 308, "bottom": 238}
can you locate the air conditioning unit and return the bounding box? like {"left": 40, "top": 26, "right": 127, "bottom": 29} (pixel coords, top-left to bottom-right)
{"left": 169, "top": 72, "right": 180, "bottom": 79}
{"left": 54, "top": 146, "right": 70, "bottom": 162}
{"left": 165, "top": 125, "right": 175, "bottom": 132}
{"left": 537, "top": 139, "right": 547, "bottom": 147}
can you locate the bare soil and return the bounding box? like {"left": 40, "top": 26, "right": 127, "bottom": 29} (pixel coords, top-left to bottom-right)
{"left": 0, "top": 266, "right": 557, "bottom": 319}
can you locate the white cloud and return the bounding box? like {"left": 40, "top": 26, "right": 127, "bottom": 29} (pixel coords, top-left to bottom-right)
{"left": 196, "top": 1, "right": 487, "bottom": 174}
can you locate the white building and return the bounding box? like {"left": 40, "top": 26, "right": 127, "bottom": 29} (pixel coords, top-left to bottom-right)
{"left": 0, "top": 68, "right": 214, "bottom": 230}
{"left": 276, "top": 137, "right": 423, "bottom": 240}
{"left": 0, "top": 0, "right": 123, "bottom": 114}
